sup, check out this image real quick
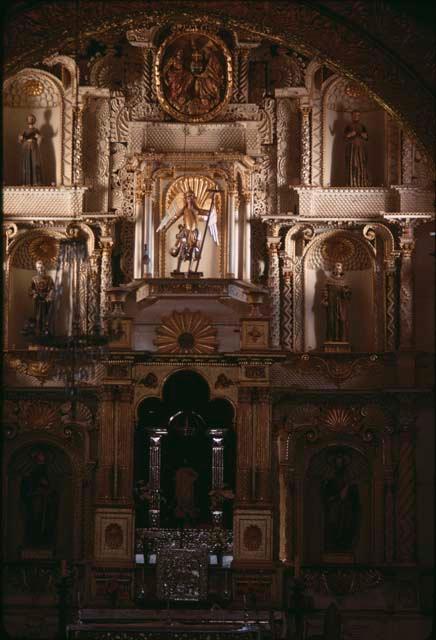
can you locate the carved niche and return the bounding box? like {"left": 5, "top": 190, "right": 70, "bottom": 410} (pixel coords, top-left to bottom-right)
{"left": 304, "top": 446, "right": 371, "bottom": 565}
{"left": 6, "top": 443, "right": 74, "bottom": 559}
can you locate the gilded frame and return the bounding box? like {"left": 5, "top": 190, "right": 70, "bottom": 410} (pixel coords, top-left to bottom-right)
{"left": 155, "top": 29, "right": 233, "bottom": 123}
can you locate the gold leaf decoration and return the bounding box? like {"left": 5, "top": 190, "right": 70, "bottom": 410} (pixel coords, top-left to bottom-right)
{"left": 154, "top": 309, "right": 218, "bottom": 354}
{"left": 165, "top": 175, "right": 221, "bottom": 220}
{"left": 22, "top": 401, "right": 58, "bottom": 431}
{"left": 7, "top": 356, "right": 55, "bottom": 383}
{"left": 23, "top": 79, "right": 44, "bottom": 96}
{"left": 28, "top": 235, "right": 59, "bottom": 267}
{"left": 320, "top": 407, "right": 359, "bottom": 433}
{"left": 320, "top": 237, "right": 355, "bottom": 264}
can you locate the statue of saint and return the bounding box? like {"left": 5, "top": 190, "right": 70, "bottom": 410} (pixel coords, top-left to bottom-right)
{"left": 322, "top": 262, "right": 351, "bottom": 345}
{"left": 322, "top": 450, "right": 360, "bottom": 553}
{"left": 191, "top": 43, "right": 224, "bottom": 113}
{"left": 160, "top": 37, "right": 226, "bottom": 118}
{"left": 29, "top": 259, "right": 55, "bottom": 336}
{"left": 157, "top": 189, "right": 219, "bottom": 274}
{"left": 344, "top": 110, "right": 369, "bottom": 187}
{"left": 174, "top": 461, "right": 198, "bottom": 526}
{"left": 20, "top": 449, "right": 59, "bottom": 549}
{"left": 163, "top": 49, "right": 193, "bottom": 107}
{"left": 18, "top": 114, "right": 43, "bottom": 186}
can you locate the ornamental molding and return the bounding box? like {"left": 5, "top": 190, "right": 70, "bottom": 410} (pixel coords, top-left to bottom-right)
{"left": 154, "top": 309, "right": 218, "bottom": 355}
{"left": 4, "top": 3, "right": 434, "bottom": 154}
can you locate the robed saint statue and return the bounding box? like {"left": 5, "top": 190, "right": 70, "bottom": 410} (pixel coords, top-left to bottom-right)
{"left": 157, "top": 189, "right": 219, "bottom": 275}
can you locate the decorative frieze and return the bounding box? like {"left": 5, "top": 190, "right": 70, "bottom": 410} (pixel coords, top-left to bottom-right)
{"left": 299, "top": 104, "right": 311, "bottom": 185}
{"left": 3, "top": 186, "right": 87, "bottom": 217}
{"left": 290, "top": 186, "right": 396, "bottom": 217}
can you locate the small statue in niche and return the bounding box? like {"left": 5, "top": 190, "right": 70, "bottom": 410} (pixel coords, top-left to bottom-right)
{"left": 174, "top": 459, "right": 199, "bottom": 526}
{"left": 18, "top": 114, "right": 43, "bottom": 186}
{"left": 20, "top": 448, "right": 59, "bottom": 550}
{"left": 29, "top": 259, "right": 55, "bottom": 336}
{"left": 157, "top": 189, "right": 219, "bottom": 274}
{"left": 344, "top": 110, "right": 369, "bottom": 187}
{"left": 322, "top": 450, "right": 360, "bottom": 553}
{"left": 321, "top": 262, "right": 351, "bottom": 350}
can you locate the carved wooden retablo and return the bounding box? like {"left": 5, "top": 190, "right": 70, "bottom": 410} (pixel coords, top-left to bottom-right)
{"left": 155, "top": 29, "right": 233, "bottom": 122}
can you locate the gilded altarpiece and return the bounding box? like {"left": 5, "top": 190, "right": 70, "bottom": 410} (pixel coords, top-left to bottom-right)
{"left": 1, "top": 7, "right": 435, "bottom": 640}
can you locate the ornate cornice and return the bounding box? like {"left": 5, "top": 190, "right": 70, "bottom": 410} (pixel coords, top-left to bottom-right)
{"left": 3, "top": 1, "right": 435, "bottom": 153}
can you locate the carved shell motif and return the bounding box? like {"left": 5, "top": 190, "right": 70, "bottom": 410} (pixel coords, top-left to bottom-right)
{"left": 22, "top": 401, "right": 58, "bottom": 431}
{"left": 154, "top": 310, "right": 218, "bottom": 354}
{"left": 320, "top": 407, "right": 359, "bottom": 433}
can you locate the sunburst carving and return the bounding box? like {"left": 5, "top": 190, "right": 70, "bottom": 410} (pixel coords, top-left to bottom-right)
{"left": 154, "top": 310, "right": 218, "bottom": 354}
{"left": 21, "top": 401, "right": 58, "bottom": 431}
{"left": 321, "top": 407, "right": 359, "bottom": 433}
{"left": 28, "top": 235, "right": 59, "bottom": 266}
{"left": 165, "top": 175, "right": 221, "bottom": 219}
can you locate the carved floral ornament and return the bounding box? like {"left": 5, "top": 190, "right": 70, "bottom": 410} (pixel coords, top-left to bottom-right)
{"left": 155, "top": 28, "right": 233, "bottom": 122}
{"left": 3, "top": 69, "right": 62, "bottom": 108}
{"left": 154, "top": 309, "right": 218, "bottom": 354}
{"left": 3, "top": 398, "right": 93, "bottom": 440}
{"left": 305, "top": 231, "right": 373, "bottom": 271}
{"left": 275, "top": 400, "right": 391, "bottom": 443}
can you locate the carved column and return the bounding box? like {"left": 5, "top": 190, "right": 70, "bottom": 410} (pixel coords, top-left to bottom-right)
{"left": 242, "top": 190, "right": 252, "bottom": 281}
{"left": 148, "top": 429, "right": 166, "bottom": 527}
{"left": 299, "top": 104, "right": 311, "bottom": 186}
{"left": 235, "top": 387, "right": 253, "bottom": 504}
{"left": 227, "top": 189, "right": 238, "bottom": 277}
{"left": 100, "top": 223, "right": 113, "bottom": 332}
{"left": 141, "top": 47, "right": 155, "bottom": 100}
{"left": 278, "top": 429, "right": 293, "bottom": 563}
{"left": 382, "top": 429, "right": 395, "bottom": 563}
{"left": 238, "top": 48, "right": 250, "bottom": 103}
{"left": 96, "top": 387, "right": 116, "bottom": 501}
{"left": 85, "top": 96, "right": 110, "bottom": 211}
{"left": 267, "top": 231, "right": 281, "bottom": 348}
{"left": 282, "top": 270, "right": 293, "bottom": 351}
{"left": 116, "top": 386, "right": 134, "bottom": 501}
{"left": 2, "top": 222, "right": 17, "bottom": 349}
{"left": 277, "top": 98, "right": 292, "bottom": 213}
{"left": 96, "top": 385, "right": 134, "bottom": 503}
{"left": 72, "top": 103, "right": 84, "bottom": 186}
{"left": 399, "top": 224, "right": 415, "bottom": 350}
{"left": 385, "top": 258, "right": 397, "bottom": 351}
{"left": 310, "top": 92, "right": 322, "bottom": 186}
{"left": 134, "top": 194, "right": 144, "bottom": 280}
{"left": 143, "top": 184, "right": 154, "bottom": 277}
{"left": 262, "top": 143, "right": 278, "bottom": 216}
{"left": 397, "top": 400, "right": 416, "bottom": 563}
{"left": 210, "top": 429, "right": 225, "bottom": 525}
{"left": 87, "top": 251, "right": 101, "bottom": 333}
{"left": 255, "top": 389, "right": 272, "bottom": 503}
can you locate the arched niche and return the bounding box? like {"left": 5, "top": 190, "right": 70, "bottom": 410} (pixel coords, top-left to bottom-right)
{"left": 160, "top": 175, "right": 223, "bottom": 278}
{"left": 134, "top": 370, "right": 235, "bottom": 529}
{"left": 303, "top": 230, "right": 376, "bottom": 352}
{"left": 8, "top": 231, "right": 65, "bottom": 348}
{"left": 5, "top": 442, "right": 74, "bottom": 560}
{"left": 3, "top": 69, "right": 65, "bottom": 186}
{"left": 323, "top": 77, "right": 386, "bottom": 187}
{"left": 7, "top": 224, "right": 95, "bottom": 348}
{"left": 304, "top": 445, "right": 371, "bottom": 564}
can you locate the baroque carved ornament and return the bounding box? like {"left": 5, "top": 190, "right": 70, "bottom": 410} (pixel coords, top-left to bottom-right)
{"left": 154, "top": 309, "right": 218, "bottom": 354}
{"left": 155, "top": 28, "right": 233, "bottom": 122}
